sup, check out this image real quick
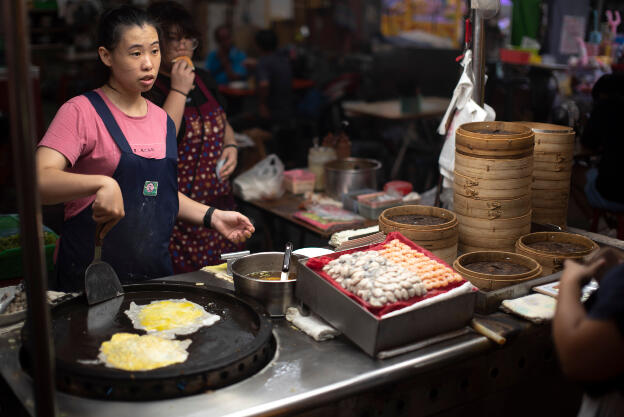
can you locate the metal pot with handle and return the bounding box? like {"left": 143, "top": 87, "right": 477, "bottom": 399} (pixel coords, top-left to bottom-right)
{"left": 231, "top": 252, "right": 305, "bottom": 317}
{"left": 324, "top": 158, "right": 382, "bottom": 200}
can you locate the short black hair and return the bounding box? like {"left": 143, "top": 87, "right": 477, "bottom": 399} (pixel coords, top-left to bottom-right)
{"left": 148, "top": 1, "right": 201, "bottom": 41}
{"left": 255, "top": 29, "right": 278, "bottom": 52}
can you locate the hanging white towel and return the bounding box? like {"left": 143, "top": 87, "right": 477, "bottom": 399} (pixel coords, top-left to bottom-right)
{"left": 438, "top": 51, "right": 496, "bottom": 189}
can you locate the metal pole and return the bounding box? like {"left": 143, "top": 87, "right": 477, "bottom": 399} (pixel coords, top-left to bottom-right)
{"left": 472, "top": 8, "right": 486, "bottom": 106}
{"left": 471, "top": 0, "right": 500, "bottom": 107}
{"left": 2, "top": 1, "right": 57, "bottom": 416}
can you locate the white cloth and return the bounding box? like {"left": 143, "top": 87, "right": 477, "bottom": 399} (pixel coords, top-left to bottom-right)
{"left": 437, "top": 50, "right": 496, "bottom": 189}
{"left": 285, "top": 307, "right": 340, "bottom": 342}
{"left": 500, "top": 294, "right": 557, "bottom": 324}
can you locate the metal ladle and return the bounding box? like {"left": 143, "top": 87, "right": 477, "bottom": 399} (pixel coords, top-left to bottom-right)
{"left": 280, "top": 242, "right": 294, "bottom": 281}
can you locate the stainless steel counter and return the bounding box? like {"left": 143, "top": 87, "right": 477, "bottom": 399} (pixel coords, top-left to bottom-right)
{"left": 0, "top": 271, "right": 492, "bottom": 417}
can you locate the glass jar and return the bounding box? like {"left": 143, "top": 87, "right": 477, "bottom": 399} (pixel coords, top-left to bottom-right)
{"left": 307, "top": 146, "right": 337, "bottom": 191}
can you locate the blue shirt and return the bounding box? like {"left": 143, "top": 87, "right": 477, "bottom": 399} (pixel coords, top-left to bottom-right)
{"left": 205, "top": 47, "right": 247, "bottom": 85}
{"left": 587, "top": 263, "right": 624, "bottom": 336}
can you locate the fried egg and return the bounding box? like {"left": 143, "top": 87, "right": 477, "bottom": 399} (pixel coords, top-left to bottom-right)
{"left": 125, "top": 299, "right": 220, "bottom": 339}
{"left": 98, "top": 332, "right": 191, "bottom": 371}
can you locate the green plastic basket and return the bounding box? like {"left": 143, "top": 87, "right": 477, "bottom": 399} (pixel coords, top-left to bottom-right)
{"left": 0, "top": 214, "right": 58, "bottom": 280}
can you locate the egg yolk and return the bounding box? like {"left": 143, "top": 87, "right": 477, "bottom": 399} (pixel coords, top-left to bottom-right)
{"left": 137, "top": 300, "right": 204, "bottom": 331}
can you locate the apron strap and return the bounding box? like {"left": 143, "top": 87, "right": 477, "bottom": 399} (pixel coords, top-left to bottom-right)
{"left": 194, "top": 75, "right": 221, "bottom": 111}
{"left": 165, "top": 115, "right": 177, "bottom": 160}
{"left": 83, "top": 91, "right": 133, "bottom": 154}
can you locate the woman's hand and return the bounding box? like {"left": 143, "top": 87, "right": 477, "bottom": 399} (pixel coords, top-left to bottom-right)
{"left": 218, "top": 146, "right": 238, "bottom": 181}
{"left": 91, "top": 176, "right": 125, "bottom": 239}
{"left": 210, "top": 209, "right": 254, "bottom": 243}
{"left": 170, "top": 59, "right": 195, "bottom": 95}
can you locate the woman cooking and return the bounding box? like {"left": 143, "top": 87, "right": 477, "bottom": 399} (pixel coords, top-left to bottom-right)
{"left": 145, "top": 1, "right": 244, "bottom": 273}
{"left": 36, "top": 5, "right": 254, "bottom": 292}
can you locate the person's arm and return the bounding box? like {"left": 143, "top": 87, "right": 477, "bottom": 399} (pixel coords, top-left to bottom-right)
{"left": 162, "top": 60, "right": 195, "bottom": 135}
{"left": 553, "top": 258, "right": 624, "bottom": 381}
{"left": 36, "top": 146, "right": 124, "bottom": 238}
{"left": 218, "top": 121, "right": 238, "bottom": 181}
{"left": 177, "top": 192, "right": 254, "bottom": 243}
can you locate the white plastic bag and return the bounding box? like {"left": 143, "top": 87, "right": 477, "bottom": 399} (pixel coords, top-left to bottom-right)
{"left": 233, "top": 154, "right": 285, "bottom": 201}
{"left": 438, "top": 50, "right": 496, "bottom": 189}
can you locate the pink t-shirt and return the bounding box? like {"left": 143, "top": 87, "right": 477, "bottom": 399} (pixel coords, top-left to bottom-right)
{"left": 38, "top": 89, "right": 170, "bottom": 220}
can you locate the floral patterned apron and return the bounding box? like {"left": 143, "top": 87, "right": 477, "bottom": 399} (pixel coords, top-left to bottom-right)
{"left": 159, "top": 75, "right": 242, "bottom": 272}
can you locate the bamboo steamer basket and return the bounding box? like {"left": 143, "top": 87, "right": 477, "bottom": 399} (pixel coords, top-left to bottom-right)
{"left": 458, "top": 223, "right": 531, "bottom": 241}
{"left": 454, "top": 193, "right": 531, "bottom": 219}
{"left": 454, "top": 171, "right": 533, "bottom": 190}
{"left": 433, "top": 244, "right": 459, "bottom": 265}
{"left": 455, "top": 154, "right": 534, "bottom": 180}
{"left": 453, "top": 180, "right": 532, "bottom": 200}
{"left": 459, "top": 234, "right": 521, "bottom": 249}
{"left": 532, "top": 189, "right": 569, "bottom": 201}
{"left": 456, "top": 210, "right": 531, "bottom": 228}
{"left": 533, "top": 161, "right": 572, "bottom": 172}
{"left": 515, "top": 232, "right": 599, "bottom": 276}
{"left": 459, "top": 242, "right": 501, "bottom": 253}
{"left": 533, "top": 169, "right": 572, "bottom": 181}
{"left": 378, "top": 205, "right": 458, "bottom": 264}
{"left": 457, "top": 122, "right": 534, "bottom": 151}
{"left": 455, "top": 152, "right": 533, "bottom": 171}
{"left": 517, "top": 121, "right": 574, "bottom": 147}
{"left": 457, "top": 211, "right": 531, "bottom": 251}
{"left": 531, "top": 207, "right": 569, "bottom": 216}
{"left": 456, "top": 145, "right": 533, "bottom": 159}
{"left": 533, "top": 151, "right": 574, "bottom": 164}
{"left": 532, "top": 178, "right": 571, "bottom": 190}
{"left": 453, "top": 251, "right": 542, "bottom": 291}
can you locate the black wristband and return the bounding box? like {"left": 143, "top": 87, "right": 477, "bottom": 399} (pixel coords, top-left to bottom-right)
{"left": 171, "top": 87, "right": 188, "bottom": 97}
{"left": 203, "top": 207, "right": 216, "bottom": 228}
{"left": 223, "top": 144, "right": 238, "bottom": 151}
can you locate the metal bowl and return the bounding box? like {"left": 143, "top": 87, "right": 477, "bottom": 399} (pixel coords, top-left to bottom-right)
{"left": 231, "top": 252, "right": 305, "bottom": 317}
{"left": 324, "top": 158, "right": 382, "bottom": 200}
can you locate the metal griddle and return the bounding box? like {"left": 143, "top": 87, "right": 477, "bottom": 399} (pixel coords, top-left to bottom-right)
{"left": 20, "top": 282, "right": 275, "bottom": 401}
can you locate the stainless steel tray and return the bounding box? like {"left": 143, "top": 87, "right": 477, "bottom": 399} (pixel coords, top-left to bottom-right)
{"left": 297, "top": 262, "right": 476, "bottom": 357}
{"left": 474, "top": 271, "right": 561, "bottom": 314}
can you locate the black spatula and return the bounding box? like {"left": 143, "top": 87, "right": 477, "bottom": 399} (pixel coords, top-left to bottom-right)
{"left": 85, "top": 224, "right": 124, "bottom": 305}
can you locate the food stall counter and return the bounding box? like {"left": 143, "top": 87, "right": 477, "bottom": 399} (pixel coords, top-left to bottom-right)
{"left": 0, "top": 270, "right": 495, "bottom": 417}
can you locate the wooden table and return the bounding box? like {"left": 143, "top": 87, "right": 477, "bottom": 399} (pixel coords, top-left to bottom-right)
{"left": 342, "top": 96, "right": 450, "bottom": 179}
{"left": 239, "top": 192, "right": 377, "bottom": 249}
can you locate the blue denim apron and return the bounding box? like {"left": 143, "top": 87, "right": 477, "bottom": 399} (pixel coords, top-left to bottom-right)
{"left": 53, "top": 91, "right": 179, "bottom": 292}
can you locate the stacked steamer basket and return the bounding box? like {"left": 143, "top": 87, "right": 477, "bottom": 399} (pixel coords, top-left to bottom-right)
{"left": 454, "top": 122, "right": 534, "bottom": 252}
{"left": 517, "top": 122, "right": 575, "bottom": 229}
{"left": 378, "top": 205, "right": 458, "bottom": 265}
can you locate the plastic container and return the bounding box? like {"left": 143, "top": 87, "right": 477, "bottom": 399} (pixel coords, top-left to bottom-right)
{"left": 307, "top": 146, "right": 337, "bottom": 191}
{"left": 383, "top": 180, "right": 413, "bottom": 196}
{"left": 283, "top": 169, "right": 316, "bottom": 194}
{"left": 357, "top": 192, "right": 403, "bottom": 220}
{"left": 342, "top": 188, "right": 377, "bottom": 213}
{"left": 0, "top": 214, "right": 58, "bottom": 280}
